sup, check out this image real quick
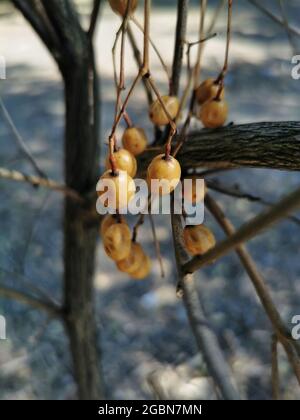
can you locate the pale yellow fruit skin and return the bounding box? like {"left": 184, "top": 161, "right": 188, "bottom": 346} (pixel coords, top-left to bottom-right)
{"left": 200, "top": 99, "right": 228, "bottom": 128}
{"left": 122, "top": 127, "right": 148, "bottom": 156}
{"left": 116, "top": 242, "right": 145, "bottom": 274}
{"left": 147, "top": 154, "right": 181, "bottom": 195}
{"left": 196, "top": 78, "right": 224, "bottom": 105}
{"left": 183, "top": 225, "right": 216, "bottom": 256}
{"left": 108, "top": 0, "right": 138, "bottom": 16}
{"left": 131, "top": 255, "right": 152, "bottom": 280}
{"left": 103, "top": 223, "right": 131, "bottom": 261}
{"left": 100, "top": 214, "right": 126, "bottom": 237}
{"left": 105, "top": 149, "right": 137, "bottom": 178}
{"left": 97, "top": 170, "right": 136, "bottom": 210}
{"left": 149, "top": 96, "right": 179, "bottom": 126}
{"left": 183, "top": 177, "right": 207, "bottom": 204}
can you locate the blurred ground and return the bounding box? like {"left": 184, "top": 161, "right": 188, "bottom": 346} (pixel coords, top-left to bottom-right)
{"left": 0, "top": 0, "right": 300, "bottom": 400}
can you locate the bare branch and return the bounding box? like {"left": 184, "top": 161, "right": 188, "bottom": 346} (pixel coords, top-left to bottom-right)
{"left": 0, "top": 97, "right": 46, "bottom": 178}
{"left": 0, "top": 284, "right": 62, "bottom": 318}
{"left": 88, "top": 0, "right": 102, "bottom": 39}
{"left": 171, "top": 207, "right": 241, "bottom": 400}
{"left": 271, "top": 334, "right": 280, "bottom": 400}
{"left": 0, "top": 167, "right": 83, "bottom": 203}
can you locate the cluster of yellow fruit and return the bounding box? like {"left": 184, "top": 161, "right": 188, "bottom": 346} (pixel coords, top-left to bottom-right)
{"left": 101, "top": 214, "right": 152, "bottom": 279}
{"left": 196, "top": 78, "right": 228, "bottom": 128}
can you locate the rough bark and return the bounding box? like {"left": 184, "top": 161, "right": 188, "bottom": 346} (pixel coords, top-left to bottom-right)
{"left": 139, "top": 122, "right": 300, "bottom": 172}
{"left": 12, "top": 1, "right": 104, "bottom": 400}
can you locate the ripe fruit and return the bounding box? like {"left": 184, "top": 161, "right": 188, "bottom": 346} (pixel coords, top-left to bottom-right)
{"left": 196, "top": 78, "right": 224, "bottom": 105}
{"left": 97, "top": 170, "right": 136, "bottom": 210}
{"left": 199, "top": 99, "right": 228, "bottom": 128}
{"left": 108, "top": 0, "right": 138, "bottom": 16}
{"left": 116, "top": 242, "right": 145, "bottom": 274}
{"left": 100, "top": 214, "right": 126, "bottom": 237}
{"left": 122, "top": 127, "right": 148, "bottom": 156}
{"left": 183, "top": 225, "right": 216, "bottom": 256}
{"left": 105, "top": 148, "right": 137, "bottom": 178}
{"left": 147, "top": 154, "right": 181, "bottom": 195}
{"left": 131, "top": 254, "right": 152, "bottom": 280}
{"left": 149, "top": 96, "right": 179, "bottom": 126}
{"left": 183, "top": 177, "right": 207, "bottom": 204}
{"left": 103, "top": 223, "right": 131, "bottom": 261}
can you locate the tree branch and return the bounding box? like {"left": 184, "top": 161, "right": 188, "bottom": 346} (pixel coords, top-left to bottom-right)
{"left": 0, "top": 284, "right": 62, "bottom": 318}
{"left": 88, "top": 0, "right": 102, "bottom": 39}
{"left": 139, "top": 122, "right": 300, "bottom": 172}
{"left": 183, "top": 185, "right": 300, "bottom": 274}
{"left": 171, "top": 207, "right": 241, "bottom": 400}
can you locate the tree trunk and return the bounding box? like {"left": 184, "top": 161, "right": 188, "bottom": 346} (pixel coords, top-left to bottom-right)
{"left": 62, "top": 48, "right": 103, "bottom": 400}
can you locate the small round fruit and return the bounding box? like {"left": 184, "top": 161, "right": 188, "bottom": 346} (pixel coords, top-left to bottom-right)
{"left": 183, "top": 225, "right": 216, "bottom": 256}
{"left": 105, "top": 149, "right": 137, "bottom": 178}
{"left": 199, "top": 99, "right": 228, "bottom": 128}
{"left": 108, "top": 0, "right": 138, "bottom": 16}
{"left": 97, "top": 170, "right": 136, "bottom": 210}
{"left": 116, "top": 242, "right": 145, "bottom": 274}
{"left": 183, "top": 177, "right": 207, "bottom": 204}
{"left": 147, "top": 154, "right": 181, "bottom": 195}
{"left": 103, "top": 223, "right": 131, "bottom": 261}
{"left": 131, "top": 255, "right": 152, "bottom": 280}
{"left": 100, "top": 214, "right": 126, "bottom": 237}
{"left": 196, "top": 78, "right": 224, "bottom": 105}
{"left": 149, "top": 96, "right": 179, "bottom": 126}
{"left": 122, "top": 127, "right": 148, "bottom": 156}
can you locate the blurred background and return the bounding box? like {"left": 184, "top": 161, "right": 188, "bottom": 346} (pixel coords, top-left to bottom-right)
{"left": 0, "top": 0, "right": 300, "bottom": 400}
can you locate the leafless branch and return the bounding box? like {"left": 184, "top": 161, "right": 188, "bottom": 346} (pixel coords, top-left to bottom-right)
{"left": 88, "top": 0, "right": 102, "bottom": 39}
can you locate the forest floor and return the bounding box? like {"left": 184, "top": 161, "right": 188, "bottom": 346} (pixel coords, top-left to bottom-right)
{"left": 0, "top": 0, "right": 300, "bottom": 400}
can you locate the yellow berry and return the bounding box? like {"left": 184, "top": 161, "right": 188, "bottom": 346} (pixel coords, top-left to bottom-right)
{"left": 183, "top": 225, "right": 216, "bottom": 256}
{"left": 149, "top": 96, "right": 179, "bottom": 126}
{"left": 147, "top": 154, "right": 181, "bottom": 195}
{"left": 199, "top": 99, "right": 228, "bottom": 128}
{"left": 131, "top": 254, "right": 152, "bottom": 280}
{"left": 116, "top": 242, "right": 145, "bottom": 274}
{"left": 122, "top": 127, "right": 148, "bottom": 156}
{"left": 183, "top": 177, "right": 207, "bottom": 204}
{"left": 196, "top": 78, "right": 224, "bottom": 105}
{"left": 97, "top": 170, "right": 136, "bottom": 210}
{"left": 100, "top": 214, "right": 127, "bottom": 237}
{"left": 103, "top": 223, "right": 131, "bottom": 261}
{"left": 108, "top": 0, "right": 138, "bottom": 16}
{"left": 105, "top": 149, "right": 137, "bottom": 178}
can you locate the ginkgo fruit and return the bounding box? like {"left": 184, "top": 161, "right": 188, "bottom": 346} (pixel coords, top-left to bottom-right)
{"left": 116, "top": 242, "right": 145, "bottom": 275}
{"left": 100, "top": 214, "right": 127, "bottom": 237}
{"left": 131, "top": 254, "right": 152, "bottom": 280}
{"left": 199, "top": 98, "right": 228, "bottom": 128}
{"left": 97, "top": 170, "right": 136, "bottom": 210}
{"left": 122, "top": 127, "right": 148, "bottom": 156}
{"left": 183, "top": 225, "right": 216, "bottom": 256}
{"left": 147, "top": 154, "right": 181, "bottom": 195}
{"left": 196, "top": 78, "right": 224, "bottom": 105}
{"left": 149, "top": 96, "right": 179, "bottom": 126}
{"left": 103, "top": 223, "right": 131, "bottom": 262}
{"left": 105, "top": 148, "right": 137, "bottom": 178}
{"left": 108, "top": 0, "right": 138, "bottom": 16}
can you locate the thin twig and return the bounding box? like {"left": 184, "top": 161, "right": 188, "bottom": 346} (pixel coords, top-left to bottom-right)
{"left": 148, "top": 213, "right": 165, "bottom": 278}
{"left": 278, "top": 0, "right": 297, "bottom": 54}
{"left": 0, "top": 166, "right": 83, "bottom": 202}
{"left": 0, "top": 284, "right": 62, "bottom": 317}
{"left": 171, "top": 202, "right": 241, "bottom": 400}
{"left": 183, "top": 186, "right": 300, "bottom": 274}
{"left": 0, "top": 97, "right": 46, "bottom": 178}
{"left": 87, "top": 0, "right": 102, "bottom": 38}
{"left": 271, "top": 334, "right": 280, "bottom": 400}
